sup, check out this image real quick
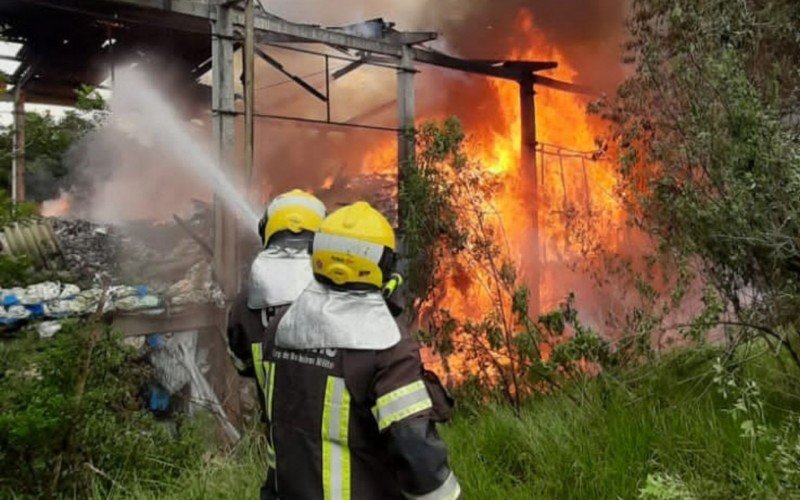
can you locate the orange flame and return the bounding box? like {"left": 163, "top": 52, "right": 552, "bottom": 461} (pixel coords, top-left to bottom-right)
{"left": 360, "top": 9, "right": 627, "bottom": 381}
{"left": 41, "top": 192, "right": 72, "bottom": 217}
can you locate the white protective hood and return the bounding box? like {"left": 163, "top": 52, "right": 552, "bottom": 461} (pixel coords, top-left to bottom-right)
{"left": 247, "top": 242, "right": 314, "bottom": 310}
{"left": 276, "top": 279, "right": 401, "bottom": 350}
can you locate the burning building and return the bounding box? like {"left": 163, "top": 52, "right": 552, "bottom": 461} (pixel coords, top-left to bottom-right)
{"left": 1, "top": 1, "right": 635, "bottom": 395}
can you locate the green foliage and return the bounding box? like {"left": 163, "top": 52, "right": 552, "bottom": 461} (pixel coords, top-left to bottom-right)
{"left": 399, "top": 117, "right": 472, "bottom": 301}
{"left": 401, "top": 119, "right": 610, "bottom": 407}
{"left": 593, "top": 0, "right": 800, "bottom": 365}
{"left": 639, "top": 473, "right": 695, "bottom": 500}
{"left": 0, "top": 322, "right": 211, "bottom": 497}
{"left": 0, "top": 189, "right": 40, "bottom": 286}
{"left": 442, "top": 343, "right": 800, "bottom": 498}
{"left": 99, "top": 432, "right": 266, "bottom": 500}
{"left": 87, "top": 342, "right": 800, "bottom": 499}
{"left": 0, "top": 188, "right": 37, "bottom": 226}
{"left": 75, "top": 84, "right": 108, "bottom": 112}
{"left": 0, "top": 107, "right": 99, "bottom": 201}
{"left": 0, "top": 253, "right": 34, "bottom": 287}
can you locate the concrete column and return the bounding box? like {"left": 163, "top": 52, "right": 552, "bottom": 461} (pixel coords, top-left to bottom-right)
{"left": 211, "top": 2, "right": 243, "bottom": 436}
{"left": 12, "top": 91, "right": 25, "bottom": 203}
{"left": 519, "top": 78, "right": 540, "bottom": 316}
{"left": 243, "top": 0, "right": 255, "bottom": 183}
{"left": 212, "top": 2, "right": 238, "bottom": 297}
{"left": 396, "top": 45, "right": 416, "bottom": 226}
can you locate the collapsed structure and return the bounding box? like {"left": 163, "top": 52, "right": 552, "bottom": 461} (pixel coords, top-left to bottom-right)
{"left": 0, "top": 0, "right": 591, "bottom": 433}
{"left": 0, "top": 0, "right": 588, "bottom": 305}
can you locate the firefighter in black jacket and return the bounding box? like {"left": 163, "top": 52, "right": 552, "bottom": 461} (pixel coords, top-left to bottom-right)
{"left": 254, "top": 201, "right": 460, "bottom": 500}
{"left": 226, "top": 189, "right": 327, "bottom": 384}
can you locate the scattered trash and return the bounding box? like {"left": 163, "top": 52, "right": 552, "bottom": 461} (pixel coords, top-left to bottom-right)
{"left": 60, "top": 284, "right": 80, "bottom": 299}
{"left": 37, "top": 321, "right": 62, "bottom": 339}
{"left": 0, "top": 305, "right": 30, "bottom": 327}
{"left": 116, "top": 294, "right": 160, "bottom": 311}
{"left": 147, "top": 331, "right": 240, "bottom": 442}
{"left": 19, "top": 281, "right": 61, "bottom": 305}
{"left": 48, "top": 218, "right": 118, "bottom": 281}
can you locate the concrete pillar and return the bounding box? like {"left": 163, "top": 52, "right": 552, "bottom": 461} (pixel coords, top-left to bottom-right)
{"left": 12, "top": 91, "right": 25, "bottom": 203}
{"left": 396, "top": 45, "right": 416, "bottom": 225}
{"left": 243, "top": 0, "right": 255, "bottom": 183}
{"left": 212, "top": 2, "right": 238, "bottom": 296}
{"left": 519, "top": 78, "right": 540, "bottom": 316}
{"left": 211, "top": 2, "right": 243, "bottom": 436}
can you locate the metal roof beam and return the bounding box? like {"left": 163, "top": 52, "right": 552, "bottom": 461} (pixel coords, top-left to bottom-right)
{"left": 411, "top": 49, "right": 556, "bottom": 81}
{"left": 254, "top": 46, "right": 327, "bottom": 102}
{"left": 102, "top": 0, "right": 409, "bottom": 57}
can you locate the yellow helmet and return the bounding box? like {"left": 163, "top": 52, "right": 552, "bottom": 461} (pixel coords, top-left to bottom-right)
{"left": 312, "top": 201, "right": 396, "bottom": 289}
{"left": 259, "top": 189, "right": 326, "bottom": 246}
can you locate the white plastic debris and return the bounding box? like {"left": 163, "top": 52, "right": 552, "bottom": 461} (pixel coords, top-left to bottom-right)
{"left": 37, "top": 321, "right": 62, "bottom": 339}
{"left": 109, "top": 285, "right": 138, "bottom": 300}
{"left": 45, "top": 298, "right": 89, "bottom": 317}
{"left": 59, "top": 284, "right": 81, "bottom": 299}
{"left": 115, "top": 295, "right": 160, "bottom": 311}
{"left": 123, "top": 336, "right": 145, "bottom": 350}
{"left": 1, "top": 287, "right": 24, "bottom": 303}
{"left": 5, "top": 305, "right": 31, "bottom": 320}
{"left": 19, "top": 282, "right": 61, "bottom": 305}
{"left": 149, "top": 332, "right": 240, "bottom": 443}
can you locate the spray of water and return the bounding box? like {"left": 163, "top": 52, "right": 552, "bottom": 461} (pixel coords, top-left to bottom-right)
{"left": 109, "top": 66, "right": 261, "bottom": 229}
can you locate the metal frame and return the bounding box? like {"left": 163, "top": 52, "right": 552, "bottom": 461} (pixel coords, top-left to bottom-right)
{"left": 1, "top": 0, "right": 595, "bottom": 316}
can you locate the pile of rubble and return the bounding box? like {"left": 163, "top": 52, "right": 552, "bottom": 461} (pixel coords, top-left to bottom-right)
{"left": 49, "top": 217, "right": 119, "bottom": 281}
{"left": 0, "top": 203, "right": 228, "bottom": 333}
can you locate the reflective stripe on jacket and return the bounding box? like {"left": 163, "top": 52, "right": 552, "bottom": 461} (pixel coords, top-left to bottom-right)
{"left": 254, "top": 308, "right": 459, "bottom": 500}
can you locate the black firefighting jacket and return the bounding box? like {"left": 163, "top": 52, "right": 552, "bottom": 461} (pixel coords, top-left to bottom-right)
{"left": 226, "top": 231, "right": 313, "bottom": 379}
{"left": 227, "top": 291, "right": 282, "bottom": 379}
{"left": 251, "top": 307, "right": 459, "bottom": 500}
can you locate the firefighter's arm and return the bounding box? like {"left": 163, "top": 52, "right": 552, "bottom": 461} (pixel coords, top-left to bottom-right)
{"left": 372, "top": 335, "right": 461, "bottom": 499}
{"left": 226, "top": 291, "right": 260, "bottom": 377}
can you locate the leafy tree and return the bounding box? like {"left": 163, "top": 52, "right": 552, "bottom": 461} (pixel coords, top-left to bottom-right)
{"left": 593, "top": 0, "right": 800, "bottom": 366}
{"left": 0, "top": 86, "right": 104, "bottom": 201}
{"left": 401, "top": 119, "right": 610, "bottom": 406}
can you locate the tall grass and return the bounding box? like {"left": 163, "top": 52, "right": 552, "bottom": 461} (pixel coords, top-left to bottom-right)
{"left": 443, "top": 345, "right": 800, "bottom": 498}
{"left": 111, "top": 344, "right": 800, "bottom": 499}
{"left": 96, "top": 432, "right": 265, "bottom": 500}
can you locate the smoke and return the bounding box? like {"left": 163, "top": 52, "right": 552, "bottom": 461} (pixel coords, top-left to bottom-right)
{"left": 267, "top": 0, "right": 629, "bottom": 92}
{"left": 56, "top": 0, "right": 628, "bottom": 223}
{"left": 247, "top": 0, "right": 628, "bottom": 205}
{"left": 63, "top": 65, "right": 260, "bottom": 228}
{"left": 47, "top": 1, "right": 639, "bottom": 332}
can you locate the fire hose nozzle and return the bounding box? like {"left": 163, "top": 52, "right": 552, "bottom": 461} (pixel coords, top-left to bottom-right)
{"left": 382, "top": 272, "right": 404, "bottom": 299}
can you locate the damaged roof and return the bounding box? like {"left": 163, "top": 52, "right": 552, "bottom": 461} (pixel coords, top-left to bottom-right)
{"left": 0, "top": 0, "right": 212, "bottom": 106}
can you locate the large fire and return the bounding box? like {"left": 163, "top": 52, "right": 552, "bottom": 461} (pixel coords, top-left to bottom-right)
{"left": 368, "top": 9, "right": 624, "bottom": 311}
{"left": 361, "top": 9, "right": 627, "bottom": 382}
{"left": 468, "top": 9, "right": 624, "bottom": 310}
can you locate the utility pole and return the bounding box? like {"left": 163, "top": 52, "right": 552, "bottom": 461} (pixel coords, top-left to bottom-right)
{"left": 212, "top": 1, "right": 238, "bottom": 296}
{"left": 396, "top": 45, "right": 416, "bottom": 226}
{"left": 12, "top": 89, "right": 25, "bottom": 203}
{"left": 519, "top": 77, "right": 540, "bottom": 316}
{"left": 243, "top": 0, "right": 255, "bottom": 183}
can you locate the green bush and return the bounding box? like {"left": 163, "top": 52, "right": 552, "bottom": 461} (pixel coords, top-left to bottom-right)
{"left": 0, "top": 189, "right": 37, "bottom": 227}
{"left": 0, "top": 254, "right": 35, "bottom": 287}
{"left": 593, "top": 0, "right": 800, "bottom": 364}
{"left": 0, "top": 321, "right": 212, "bottom": 497}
